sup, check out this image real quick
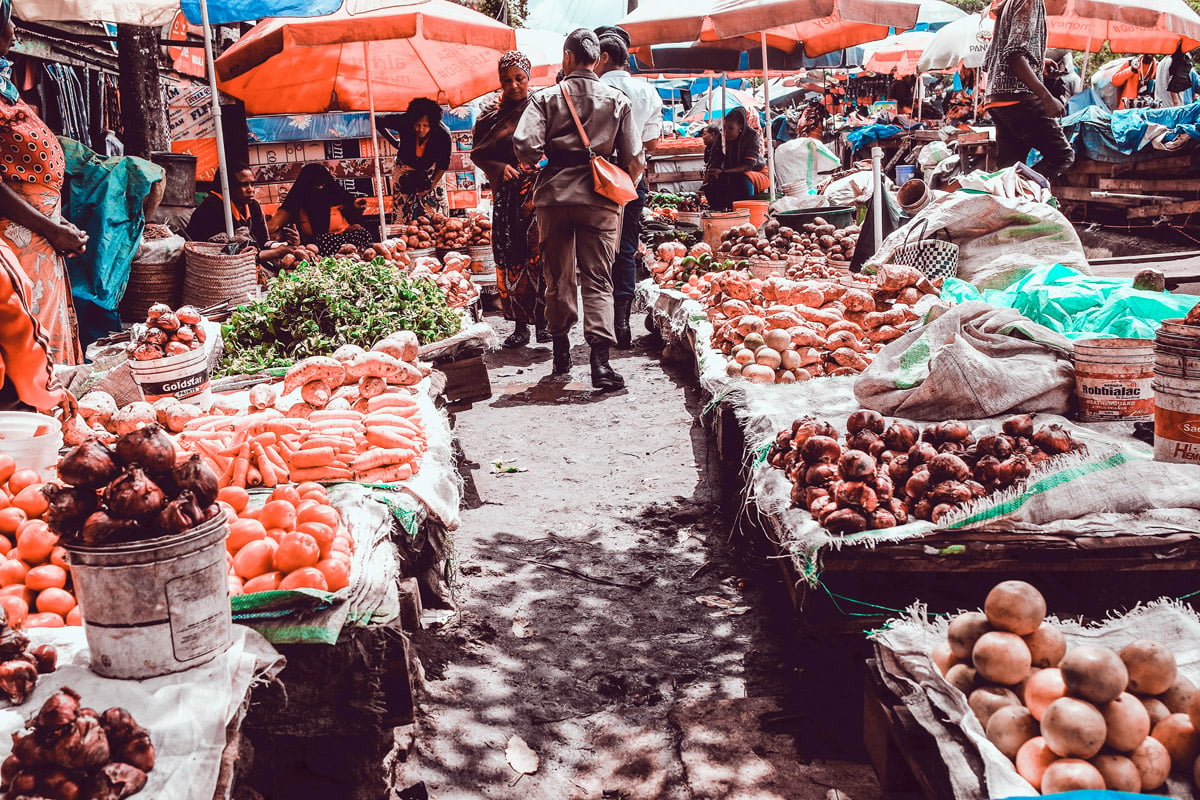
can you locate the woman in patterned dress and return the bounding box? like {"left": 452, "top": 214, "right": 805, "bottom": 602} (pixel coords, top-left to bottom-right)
{"left": 0, "top": 3, "right": 86, "bottom": 365}
{"left": 471, "top": 52, "right": 547, "bottom": 348}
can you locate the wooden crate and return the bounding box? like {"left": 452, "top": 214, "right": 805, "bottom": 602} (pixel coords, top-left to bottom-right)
{"left": 863, "top": 658, "right": 955, "bottom": 800}
{"left": 433, "top": 350, "right": 492, "bottom": 404}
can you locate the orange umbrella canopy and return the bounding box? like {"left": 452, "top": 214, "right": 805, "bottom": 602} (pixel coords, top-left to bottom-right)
{"left": 618, "top": 0, "right": 923, "bottom": 58}
{"left": 215, "top": 0, "right": 518, "bottom": 114}
{"left": 1046, "top": 0, "right": 1200, "bottom": 52}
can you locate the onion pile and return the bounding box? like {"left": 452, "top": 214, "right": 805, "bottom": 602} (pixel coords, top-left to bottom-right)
{"left": 706, "top": 267, "right": 934, "bottom": 384}
{"left": 0, "top": 608, "right": 56, "bottom": 705}
{"left": 768, "top": 412, "right": 1087, "bottom": 532}
{"left": 50, "top": 427, "right": 221, "bottom": 547}
{"left": 4, "top": 688, "right": 154, "bottom": 799}
{"left": 128, "top": 304, "right": 206, "bottom": 362}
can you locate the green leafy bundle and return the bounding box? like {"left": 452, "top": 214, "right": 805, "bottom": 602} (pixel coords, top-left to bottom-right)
{"left": 217, "top": 257, "right": 463, "bottom": 376}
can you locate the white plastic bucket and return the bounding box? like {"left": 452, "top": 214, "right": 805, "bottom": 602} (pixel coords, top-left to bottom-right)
{"left": 65, "top": 514, "right": 232, "bottom": 679}
{"left": 1073, "top": 338, "right": 1156, "bottom": 422}
{"left": 129, "top": 344, "right": 211, "bottom": 408}
{"left": 0, "top": 411, "right": 63, "bottom": 478}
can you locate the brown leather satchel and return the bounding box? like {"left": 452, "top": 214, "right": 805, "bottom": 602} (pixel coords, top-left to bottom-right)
{"left": 560, "top": 82, "right": 638, "bottom": 205}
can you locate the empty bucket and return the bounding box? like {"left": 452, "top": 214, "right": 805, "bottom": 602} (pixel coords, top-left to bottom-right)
{"left": 732, "top": 200, "right": 769, "bottom": 228}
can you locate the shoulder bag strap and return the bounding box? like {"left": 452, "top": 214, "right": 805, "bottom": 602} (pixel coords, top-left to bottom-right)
{"left": 559, "top": 82, "right": 594, "bottom": 155}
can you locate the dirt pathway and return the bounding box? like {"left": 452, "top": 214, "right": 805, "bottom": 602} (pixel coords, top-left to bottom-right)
{"left": 392, "top": 319, "right": 883, "bottom": 800}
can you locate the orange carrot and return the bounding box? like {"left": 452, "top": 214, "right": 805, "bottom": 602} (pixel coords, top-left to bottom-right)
{"left": 364, "top": 427, "right": 418, "bottom": 450}
{"left": 289, "top": 447, "right": 337, "bottom": 470}
{"left": 253, "top": 442, "right": 279, "bottom": 488}
{"left": 356, "top": 463, "right": 414, "bottom": 484}
{"left": 308, "top": 409, "right": 364, "bottom": 423}
{"left": 194, "top": 440, "right": 232, "bottom": 473}
{"left": 246, "top": 465, "right": 263, "bottom": 488}
{"left": 365, "top": 414, "right": 423, "bottom": 435}
{"left": 264, "top": 418, "right": 308, "bottom": 436}
{"left": 262, "top": 443, "right": 288, "bottom": 474}
{"left": 231, "top": 442, "right": 251, "bottom": 488}
{"left": 366, "top": 394, "right": 418, "bottom": 414}
{"left": 289, "top": 466, "right": 353, "bottom": 482}
{"left": 350, "top": 448, "right": 415, "bottom": 472}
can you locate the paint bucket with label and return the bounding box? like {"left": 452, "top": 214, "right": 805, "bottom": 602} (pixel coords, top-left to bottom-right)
{"left": 1154, "top": 319, "right": 1200, "bottom": 463}
{"left": 129, "top": 342, "right": 211, "bottom": 408}
{"left": 1073, "top": 338, "right": 1155, "bottom": 422}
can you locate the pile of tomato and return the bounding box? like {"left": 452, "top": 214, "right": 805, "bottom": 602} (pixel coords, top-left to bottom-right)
{"left": 218, "top": 482, "right": 353, "bottom": 595}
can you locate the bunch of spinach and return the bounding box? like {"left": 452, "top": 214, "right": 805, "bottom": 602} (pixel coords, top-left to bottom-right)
{"left": 217, "top": 257, "right": 463, "bottom": 376}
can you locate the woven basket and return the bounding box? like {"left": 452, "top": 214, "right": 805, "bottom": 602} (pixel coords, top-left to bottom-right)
{"left": 182, "top": 242, "right": 258, "bottom": 309}
{"left": 119, "top": 256, "right": 181, "bottom": 323}
{"left": 748, "top": 259, "right": 788, "bottom": 280}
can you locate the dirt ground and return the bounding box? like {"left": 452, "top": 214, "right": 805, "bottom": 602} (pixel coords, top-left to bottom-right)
{"left": 391, "top": 315, "right": 884, "bottom": 800}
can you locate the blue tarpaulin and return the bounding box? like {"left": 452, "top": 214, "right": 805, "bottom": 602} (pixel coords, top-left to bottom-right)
{"left": 1060, "top": 101, "right": 1200, "bottom": 162}
{"left": 845, "top": 123, "right": 902, "bottom": 153}
{"left": 59, "top": 139, "right": 163, "bottom": 345}
{"left": 182, "top": 0, "right": 341, "bottom": 25}
{"left": 942, "top": 264, "right": 1198, "bottom": 340}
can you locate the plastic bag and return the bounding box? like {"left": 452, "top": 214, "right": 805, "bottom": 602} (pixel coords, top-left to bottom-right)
{"left": 853, "top": 301, "right": 1076, "bottom": 420}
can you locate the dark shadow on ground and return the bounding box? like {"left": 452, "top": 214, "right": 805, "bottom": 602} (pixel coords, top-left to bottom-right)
{"left": 399, "top": 311, "right": 879, "bottom": 797}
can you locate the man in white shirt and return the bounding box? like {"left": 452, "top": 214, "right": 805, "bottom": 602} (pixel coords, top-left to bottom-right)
{"left": 595, "top": 27, "right": 663, "bottom": 349}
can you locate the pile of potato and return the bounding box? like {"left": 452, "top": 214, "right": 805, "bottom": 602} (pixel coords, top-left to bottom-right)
{"left": 716, "top": 223, "right": 787, "bottom": 262}
{"left": 409, "top": 253, "right": 479, "bottom": 309}
{"left": 434, "top": 212, "right": 491, "bottom": 250}
{"left": 777, "top": 216, "right": 860, "bottom": 264}
{"left": 400, "top": 216, "right": 441, "bottom": 250}
{"left": 767, "top": 411, "right": 1088, "bottom": 532}
{"left": 707, "top": 263, "right": 936, "bottom": 384}
{"left": 934, "top": 580, "right": 1200, "bottom": 796}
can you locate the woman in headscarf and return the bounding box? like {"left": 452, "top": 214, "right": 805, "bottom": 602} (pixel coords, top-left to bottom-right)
{"left": 702, "top": 107, "right": 765, "bottom": 212}
{"left": 472, "top": 51, "right": 548, "bottom": 349}
{"left": 267, "top": 164, "right": 373, "bottom": 256}
{"left": 0, "top": 1, "right": 86, "bottom": 365}
{"left": 376, "top": 97, "right": 453, "bottom": 224}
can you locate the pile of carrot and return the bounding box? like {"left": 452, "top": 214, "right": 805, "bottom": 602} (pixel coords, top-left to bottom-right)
{"left": 177, "top": 392, "right": 427, "bottom": 487}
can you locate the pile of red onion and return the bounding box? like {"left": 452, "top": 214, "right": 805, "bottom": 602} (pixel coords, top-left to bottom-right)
{"left": 768, "top": 411, "right": 1086, "bottom": 534}
{"left": 46, "top": 425, "right": 220, "bottom": 547}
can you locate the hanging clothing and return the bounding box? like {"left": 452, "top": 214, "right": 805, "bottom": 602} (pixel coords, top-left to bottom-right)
{"left": 59, "top": 138, "right": 162, "bottom": 346}
{"left": 0, "top": 99, "right": 82, "bottom": 365}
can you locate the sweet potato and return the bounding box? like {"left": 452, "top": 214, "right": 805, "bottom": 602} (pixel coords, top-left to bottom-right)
{"left": 282, "top": 356, "right": 345, "bottom": 395}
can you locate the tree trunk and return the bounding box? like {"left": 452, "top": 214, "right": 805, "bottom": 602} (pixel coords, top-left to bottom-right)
{"left": 116, "top": 24, "right": 169, "bottom": 159}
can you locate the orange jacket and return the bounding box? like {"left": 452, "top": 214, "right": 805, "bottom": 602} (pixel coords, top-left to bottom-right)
{"left": 0, "top": 239, "right": 68, "bottom": 413}
{"left": 1112, "top": 59, "right": 1156, "bottom": 107}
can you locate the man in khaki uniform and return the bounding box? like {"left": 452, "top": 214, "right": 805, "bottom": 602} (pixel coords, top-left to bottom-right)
{"left": 514, "top": 28, "right": 641, "bottom": 391}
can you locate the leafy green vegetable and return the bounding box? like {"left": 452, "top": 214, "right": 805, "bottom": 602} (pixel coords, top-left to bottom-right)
{"left": 217, "top": 257, "right": 462, "bottom": 376}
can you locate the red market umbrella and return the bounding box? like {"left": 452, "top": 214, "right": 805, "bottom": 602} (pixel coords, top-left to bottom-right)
{"left": 1046, "top": 0, "right": 1200, "bottom": 52}
{"left": 216, "top": 0, "right": 517, "bottom": 235}
{"left": 215, "top": 0, "right": 517, "bottom": 114}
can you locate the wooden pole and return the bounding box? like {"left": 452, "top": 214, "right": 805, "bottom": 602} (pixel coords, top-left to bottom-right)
{"left": 115, "top": 24, "right": 168, "bottom": 159}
